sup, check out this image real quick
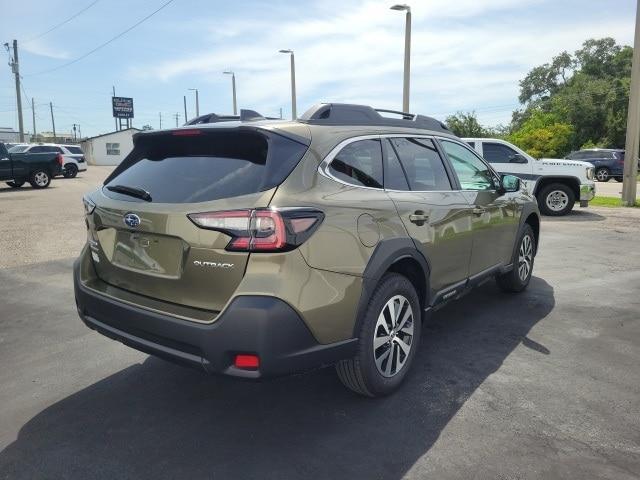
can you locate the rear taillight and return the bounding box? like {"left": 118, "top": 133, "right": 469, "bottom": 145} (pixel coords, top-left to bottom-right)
{"left": 56, "top": 153, "right": 64, "bottom": 166}
{"left": 188, "top": 208, "right": 324, "bottom": 252}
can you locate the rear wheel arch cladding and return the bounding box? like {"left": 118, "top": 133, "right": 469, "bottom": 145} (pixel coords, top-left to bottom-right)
{"left": 352, "top": 238, "right": 431, "bottom": 338}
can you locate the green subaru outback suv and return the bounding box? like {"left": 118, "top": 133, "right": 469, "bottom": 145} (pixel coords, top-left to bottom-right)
{"left": 74, "top": 103, "right": 540, "bottom": 396}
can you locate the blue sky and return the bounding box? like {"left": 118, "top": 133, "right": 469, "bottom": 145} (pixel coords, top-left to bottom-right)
{"left": 0, "top": 0, "right": 636, "bottom": 138}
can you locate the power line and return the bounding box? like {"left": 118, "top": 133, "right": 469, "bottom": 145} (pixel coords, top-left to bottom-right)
{"left": 24, "top": 0, "right": 178, "bottom": 77}
{"left": 22, "top": 0, "right": 101, "bottom": 44}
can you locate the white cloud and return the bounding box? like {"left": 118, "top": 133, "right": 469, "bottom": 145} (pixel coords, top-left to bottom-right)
{"left": 21, "top": 39, "right": 70, "bottom": 60}
{"left": 128, "top": 0, "right": 634, "bottom": 124}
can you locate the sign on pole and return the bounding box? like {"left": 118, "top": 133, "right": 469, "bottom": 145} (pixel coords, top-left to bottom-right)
{"left": 112, "top": 97, "right": 134, "bottom": 119}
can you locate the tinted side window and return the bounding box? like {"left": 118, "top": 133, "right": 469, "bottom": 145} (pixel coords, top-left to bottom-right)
{"left": 328, "top": 139, "right": 383, "bottom": 188}
{"left": 383, "top": 139, "right": 410, "bottom": 190}
{"left": 466, "top": 141, "right": 476, "bottom": 149}
{"left": 483, "top": 142, "right": 521, "bottom": 164}
{"left": 388, "top": 137, "right": 451, "bottom": 191}
{"left": 441, "top": 140, "right": 495, "bottom": 190}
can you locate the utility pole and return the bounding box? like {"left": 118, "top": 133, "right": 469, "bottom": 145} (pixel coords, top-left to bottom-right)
{"left": 31, "top": 97, "right": 36, "bottom": 141}
{"left": 112, "top": 86, "right": 117, "bottom": 131}
{"left": 391, "top": 4, "right": 412, "bottom": 112}
{"left": 9, "top": 40, "right": 25, "bottom": 142}
{"left": 223, "top": 71, "right": 237, "bottom": 115}
{"left": 183, "top": 95, "right": 188, "bottom": 123}
{"left": 49, "top": 102, "right": 56, "bottom": 142}
{"left": 623, "top": 0, "right": 640, "bottom": 206}
{"left": 278, "top": 50, "right": 297, "bottom": 119}
{"left": 159, "top": 112, "right": 162, "bottom": 129}
{"left": 73, "top": 123, "right": 77, "bottom": 142}
{"left": 78, "top": 125, "right": 82, "bottom": 140}
{"left": 189, "top": 89, "right": 199, "bottom": 117}
{"left": 279, "top": 107, "right": 283, "bottom": 119}
{"left": 174, "top": 113, "right": 180, "bottom": 127}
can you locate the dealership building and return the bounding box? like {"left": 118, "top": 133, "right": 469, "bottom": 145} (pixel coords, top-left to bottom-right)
{"left": 80, "top": 128, "right": 140, "bottom": 166}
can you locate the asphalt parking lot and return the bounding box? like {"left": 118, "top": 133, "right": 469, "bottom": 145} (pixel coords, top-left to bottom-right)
{"left": 0, "top": 169, "right": 639, "bottom": 479}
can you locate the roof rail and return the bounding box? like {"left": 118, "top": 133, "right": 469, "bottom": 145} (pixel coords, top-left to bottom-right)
{"left": 298, "top": 103, "right": 451, "bottom": 133}
{"left": 185, "top": 109, "right": 279, "bottom": 126}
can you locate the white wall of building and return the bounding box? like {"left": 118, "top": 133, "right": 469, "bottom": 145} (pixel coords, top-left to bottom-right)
{"left": 81, "top": 128, "right": 139, "bottom": 166}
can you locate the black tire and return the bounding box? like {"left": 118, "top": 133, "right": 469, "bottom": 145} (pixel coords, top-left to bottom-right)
{"left": 29, "top": 169, "right": 51, "bottom": 189}
{"left": 537, "top": 183, "right": 575, "bottom": 216}
{"left": 336, "top": 273, "right": 421, "bottom": 397}
{"left": 614, "top": 177, "right": 623, "bottom": 183}
{"left": 496, "top": 223, "right": 536, "bottom": 293}
{"left": 63, "top": 164, "right": 78, "bottom": 178}
{"left": 595, "top": 167, "right": 610, "bottom": 182}
{"left": 6, "top": 180, "right": 25, "bottom": 188}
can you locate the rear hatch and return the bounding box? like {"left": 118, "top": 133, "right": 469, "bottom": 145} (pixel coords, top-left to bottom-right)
{"left": 87, "top": 126, "right": 309, "bottom": 314}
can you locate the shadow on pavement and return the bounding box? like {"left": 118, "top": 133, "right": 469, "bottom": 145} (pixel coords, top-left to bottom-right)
{"left": 0, "top": 278, "right": 554, "bottom": 480}
{"left": 544, "top": 209, "right": 606, "bottom": 222}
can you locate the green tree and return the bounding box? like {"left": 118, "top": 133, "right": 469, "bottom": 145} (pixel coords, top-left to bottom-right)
{"left": 508, "top": 110, "right": 574, "bottom": 158}
{"left": 445, "top": 111, "right": 486, "bottom": 137}
{"left": 513, "top": 37, "right": 632, "bottom": 150}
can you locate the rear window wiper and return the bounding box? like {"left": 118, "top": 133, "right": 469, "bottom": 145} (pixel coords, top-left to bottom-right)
{"left": 106, "top": 184, "right": 152, "bottom": 202}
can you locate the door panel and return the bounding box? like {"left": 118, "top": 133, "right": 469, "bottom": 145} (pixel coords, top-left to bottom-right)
{"left": 461, "top": 190, "right": 519, "bottom": 273}
{"left": 383, "top": 137, "right": 472, "bottom": 292}
{"left": 439, "top": 139, "right": 518, "bottom": 276}
{"left": 388, "top": 190, "right": 473, "bottom": 292}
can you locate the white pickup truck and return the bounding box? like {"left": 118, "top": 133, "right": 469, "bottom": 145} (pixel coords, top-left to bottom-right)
{"left": 463, "top": 138, "right": 596, "bottom": 216}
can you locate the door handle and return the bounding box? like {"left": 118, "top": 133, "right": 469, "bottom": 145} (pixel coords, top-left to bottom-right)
{"left": 409, "top": 211, "right": 429, "bottom": 226}
{"left": 472, "top": 206, "right": 486, "bottom": 215}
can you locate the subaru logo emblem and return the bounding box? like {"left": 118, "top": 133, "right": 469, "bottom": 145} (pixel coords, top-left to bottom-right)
{"left": 123, "top": 213, "right": 141, "bottom": 228}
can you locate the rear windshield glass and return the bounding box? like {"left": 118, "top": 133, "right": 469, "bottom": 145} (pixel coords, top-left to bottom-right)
{"left": 65, "top": 146, "right": 84, "bottom": 154}
{"left": 103, "top": 130, "right": 308, "bottom": 203}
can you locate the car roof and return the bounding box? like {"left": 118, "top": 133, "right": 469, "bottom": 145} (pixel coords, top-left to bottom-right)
{"left": 151, "top": 103, "right": 458, "bottom": 144}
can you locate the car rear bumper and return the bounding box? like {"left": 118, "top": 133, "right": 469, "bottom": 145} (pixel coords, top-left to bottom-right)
{"left": 73, "top": 258, "right": 356, "bottom": 378}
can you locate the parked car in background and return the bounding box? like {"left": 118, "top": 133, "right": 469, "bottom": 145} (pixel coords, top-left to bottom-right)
{"left": 464, "top": 138, "right": 595, "bottom": 216}
{"left": 59, "top": 144, "right": 87, "bottom": 177}
{"left": 9, "top": 143, "right": 87, "bottom": 178}
{"left": 75, "top": 103, "right": 541, "bottom": 397}
{"left": 565, "top": 149, "right": 624, "bottom": 182}
{"left": 1, "top": 142, "right": 63, "bottom": 188}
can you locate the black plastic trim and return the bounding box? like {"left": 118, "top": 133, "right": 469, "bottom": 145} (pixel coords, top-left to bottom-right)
{"left": 352, "top": 238, "right": 430, "bottom": 337}
{"left": 74, "top": 260, "right": 356, "bottom": 378}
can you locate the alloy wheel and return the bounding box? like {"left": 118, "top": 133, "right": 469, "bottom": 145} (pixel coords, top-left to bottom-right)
{"left": 596, "top": 169, "right": 609, "bottom": 181}
{"left": 373, "top": 295, "right": 414, "bottom": 378}
{"left": 518, "top": 234, "right": 533, "bottom": 282}
{"left": 34, "top": 172, "right": 49, "bottom": 187}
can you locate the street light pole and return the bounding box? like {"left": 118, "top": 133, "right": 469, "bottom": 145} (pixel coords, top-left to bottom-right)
{"left": 622, "top": 0, "right": 640, "bottom": 206}
{"left": 183, "top": 95, "right": 188, "bottom": 123}
{"left": 223, "top": 71, "right": 238, "bottom": 115}
{"left": 391, "top": 4, "right": 411, "bottom": 113}
{"left": 189, "top": 88, "right": 199, "bottom": 117}
{"left": 279, "top": 49, "right": 297, "bottom": 119}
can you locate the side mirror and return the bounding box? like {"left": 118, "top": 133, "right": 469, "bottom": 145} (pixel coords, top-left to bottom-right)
{"left": 500, "top": 174, "right": 520, "bottom": 193}
{"left": 509, "top": 153, "right": 528, "bottom": 164}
